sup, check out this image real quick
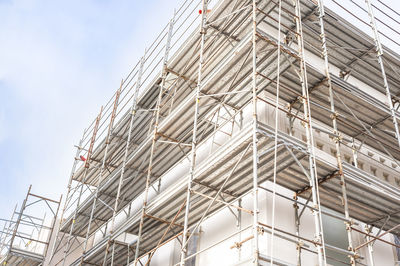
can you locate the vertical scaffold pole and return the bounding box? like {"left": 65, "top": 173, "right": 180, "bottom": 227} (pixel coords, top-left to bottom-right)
{"left": 293, "top": 0, "right": 326, "bottom": 264}
{"left": 6, "top": 185, "right": 31, "bottom": 264}
{"left": 102, "top": 54, "right": 146, "bottom": 266}
{"left": 62, "top": 106, "right": 103, "bottom": 266}
{"left": 134, "top": 12, "right": 176, "bottom": 265}
{"left": 48, "top": 131, "right": 85, "bottom": 263}
{"left": 80, "top": 82, "right": 122, "bottom": 265}
{"left": 365, "top": 0, "right": 400, "bottom": 149}
{"left": 316, "top": 1, "right": 355, "bottom": 265}
{"left": 294, "top": 195, "right": 301, "bottom": 265}
{"left": 1, "top": 186, "right": 30, "bottom": 265}
{"left": 237, "top": 198, "right": 242, "bottom": 262}
{"left": 0, "top": 204, "right": 17, "bottom": 253}
{"left": 251, "top": 0, "right": 259, "bottom": 265}
{"left": 351, "top": 138, "right": 358, "bottom": 168}
{"left": 44, "top": 194, "right": 62, "bottom": 259}
{"left": 180, "top": 1, "right": 208, "bottom": 265}
{"left": 365, "top": 225, "right": 375, "bottom": 266}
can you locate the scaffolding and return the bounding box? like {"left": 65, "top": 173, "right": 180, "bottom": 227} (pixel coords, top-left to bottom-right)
{"left": 49, "top": 0, "right": 400, "bottom": 265}
{"left": 0, "top": 185, "right": 61, "bottom": 265}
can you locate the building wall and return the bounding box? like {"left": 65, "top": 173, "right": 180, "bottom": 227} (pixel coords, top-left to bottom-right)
{"left": 98, "top": 97, "right": 398, "bottom": 266}
{"left": 138, "top": 185, "right": 397, "bottom": 266}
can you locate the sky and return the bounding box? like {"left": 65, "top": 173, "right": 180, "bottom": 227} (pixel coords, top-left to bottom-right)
{"left": 0, "top": 0, "right": 399, "bottom": 223}
{"left": 0, "top": 0, "right": 181, "bottom": 221}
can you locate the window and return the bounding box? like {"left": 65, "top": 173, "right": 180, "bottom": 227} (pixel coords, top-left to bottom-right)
{"left": 316, "top": 142, "right": 324, "bottom": 150}
{"left": 330, "top": 148, "right": 337, "bottom": 157}
{"left": 394, "top": 234, "right": 400, "bottom": 264}
{"left": 383, "top": 172, "right": 389, "bottom": 182}
{"left": 286, "top": 127, "right": 295, "bottom": 135}
{"left": 344, "top": 155, "right": 351, "bottom": 164}
{"left": 358, "top": 162, "right": 364, "bottom": 170}
{"left": 186, "top": 228, "right": 200, "bottom": 266}
{"left": 322, "top": 208, "right": 348, "bottom": 265}
{"left": 370, "top": 167, "right": 377, "bottom": 176}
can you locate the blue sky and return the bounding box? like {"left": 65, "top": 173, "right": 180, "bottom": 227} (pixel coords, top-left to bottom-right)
{"left": 0, "top": 0, "right": 399, "bottom": 222}
{"left": 0, "top": 0, "right": 181, "bottom": 220}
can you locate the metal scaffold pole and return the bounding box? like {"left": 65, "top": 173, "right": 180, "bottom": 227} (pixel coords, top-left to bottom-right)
{"left": 251, "top": 0, "right": 259, "bottom": 265}
{"left": 44, "top": 194, "right": 63, "bottom": 259}
{"left": 80, "top": 81, "right": 122, "bottom": 265}
{"left": 102, "top": 53, "right": 145, "bottom": 266}
{"left": 62, "top": 106, "right": 103, "bottom": 266}
{"left": 180, "top": 1, "right": 208, "bottom": 265}
{"left": 316, "top": 1, "right": 356, "bottom": 265}
{"left": 134, "top": 12, "right": 176, "bottom": 265}
{"left": 0, "top": 204, "right": 17, "bottom": 253}
{"left": 49, "top": 131, "right": 86, "bottom": 263}
{"left": 365, "top": 225, "right": 375, "bottom": 266}
{"left": 293, "top": 0, "right": 326, "bottom": 264}
{"left": 4, "top": 186, "right": 31, "bottom": 264}
{"left": 48, "top": 129, "right": 86, "bottom": 263}
{"left": 293, "top": 194, "right": 301, "bottom": 266}
{"left": 364, "top": 0, "right": 400, "bottom": 149}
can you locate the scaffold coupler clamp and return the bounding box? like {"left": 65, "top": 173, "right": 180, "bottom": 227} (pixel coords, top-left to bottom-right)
{"left": 313, "top": 235, "right": 321, "bottom": 247}
{"left": 257, "top": 226, "right": 264, "bottom": 235}
{"left": 344, "top": 219, "right": 354, "bottom": 231}
{"left": 364, "top": 224, "right": 372, "bottom": 234}
{"left": 233, "top": 241, "right": 242, "bottom": 249}
{"left": 330, "top": 111, "right": 339, "bottom": 120}
{"left": 296, "top": 240, "right": 304, "bottom": 250}
{"left": 333, "top": 133, "right": 342, "bottom": 144}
